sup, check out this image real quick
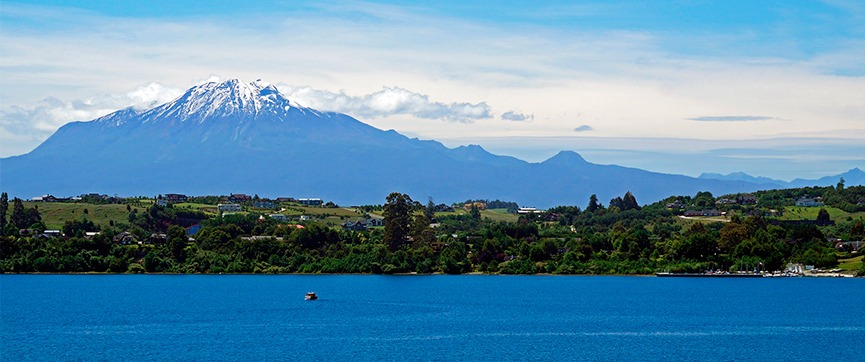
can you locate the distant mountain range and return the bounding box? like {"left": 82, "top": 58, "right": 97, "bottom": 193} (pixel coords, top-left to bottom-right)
{"left": 698, "top": 168, "right": 863, "bottom": 189}
{"left": 1, "top": 79, "right": 860, "bottom": 207}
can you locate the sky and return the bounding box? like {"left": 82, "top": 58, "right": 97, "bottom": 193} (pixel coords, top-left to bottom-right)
{"left": 1, "top": 0, "right": 863, "bottom": 181}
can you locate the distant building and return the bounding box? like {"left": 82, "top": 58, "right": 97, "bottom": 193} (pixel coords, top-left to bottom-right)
{"left": 795, "top": 197, "right": 824, "bottom": 207}
{"left": 228, "top": 194, "right": 252, "bottom": 203}
{"left": 164, "top": 193, "right": 188, "bottom": 203}
{"left": 218, "top": 203, "right": 242, "bottom": 212}
{"left": 299, "top": 215, "right": 312, "bottom": 221}
{"left": 156, "top": 199, "right": 168, "bottom": 207}
{"left": 31, "top": 194, "right": 59, "bottom": 202}
{"left": 254, "top": 201, "right": 276, "bottom": 209}
{"left": 434, "top": 204, "right": 455, "bottom": 212}
{"left": 737, "top": 194, "right": 757, "bottom": 205}
{"left": 343, "top": 220, "right": 367, "bottom": 231}
{"left": 684, "top": 209, "right": 721, "bottom": 217}
{"left": 666, "top": 200, "right": 686, "bottom": 209}
{"left": 269, "top": 214, "right": 288, "bottom": 221}
{"left": 42, "top": 230, "right": 62, "bottom": 238}
{"left": 298, "top": 198, "right": 323, "bottom": 206}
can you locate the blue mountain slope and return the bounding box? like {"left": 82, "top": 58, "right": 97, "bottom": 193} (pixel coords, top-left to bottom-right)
{"left": 0, "top": 79, "right": 790, "bottom": 207}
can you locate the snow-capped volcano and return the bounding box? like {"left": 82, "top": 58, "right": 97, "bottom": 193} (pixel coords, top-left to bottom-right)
{"left": 143, "top": 79, "right": 302, "bottom": 122}
{"left": 0, "top": 78, "right": 791, "bottom": 206}
{"left": 97, "top": 79, "right": 319, "bottom": 127}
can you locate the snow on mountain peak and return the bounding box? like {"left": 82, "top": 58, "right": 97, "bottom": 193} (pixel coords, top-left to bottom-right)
{"left": 133, "top": 78, "right": 310, "bottom": 124}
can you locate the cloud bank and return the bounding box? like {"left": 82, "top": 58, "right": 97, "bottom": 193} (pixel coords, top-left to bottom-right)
{"left": 278, "top": 85, "right": 491, "bottom": 122}
{"left": 0, "top": 83, "right": 181, "bottom": 154}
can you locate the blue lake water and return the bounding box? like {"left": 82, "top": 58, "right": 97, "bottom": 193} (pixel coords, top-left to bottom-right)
{"left": 2, "top": 275, "right": 863, "bottom": 361}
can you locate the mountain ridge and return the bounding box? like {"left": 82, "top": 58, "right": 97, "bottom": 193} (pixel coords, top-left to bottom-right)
{"left": 1, "top": 79, "right": 859, "bottom": 207}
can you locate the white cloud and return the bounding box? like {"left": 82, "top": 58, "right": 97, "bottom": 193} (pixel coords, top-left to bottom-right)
{"left": 0, "top": 83, "right": 181, "bottom": 156}
{"left": 501, "top": 111, "right": 533, "bottom": 121}
{"left": 277, "top": 85, "right": 492, "bottom": 122}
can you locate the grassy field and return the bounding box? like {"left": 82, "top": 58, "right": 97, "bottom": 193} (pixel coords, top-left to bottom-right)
{"left": 778, "top": 206, "right": 865, "bottom": 221}
{"left": 481, "top": 208, "right": 519, "bottom": 223}
{"left": 23, "top": 202, "right": 130, "bottom": 230}
{"left": 837, "top": 254, "right": 863, "bottom": 273}
{"left": 174, "top": 202, "right": 220, "bottom": 215}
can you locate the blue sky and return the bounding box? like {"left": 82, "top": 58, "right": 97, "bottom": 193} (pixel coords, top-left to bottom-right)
{"left": 1, "top": 0, "right": 863, "bottom": 180}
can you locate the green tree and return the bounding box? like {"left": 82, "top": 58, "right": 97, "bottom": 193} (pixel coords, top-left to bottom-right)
{"left": 816, "top": 208, "right": 830, "bottom": 222}
{"left": 470, "top": 204, "right": 481, "bottom": 220}
{"left": 851, "top": 220, "right": 864, "bottom": 239}
{"left": 425, "top": 197, "right": 436, "bottom": 221}
{"left": 622, "top": 191, "right": 640, "bottom": 211}
{"left": 383, "top": 192, "right": 414, "bottom": 251}
{"left": 586, "top": 194, "right": 601, "bottom": 213}
{"left": 0, "top": 192, "right": 8, "bottom": 233}
{"left": 166, "top": 225, "right": 188, "bottom": 263}
{"left": 10, "top": 198, "right": 27, "bottom": 229}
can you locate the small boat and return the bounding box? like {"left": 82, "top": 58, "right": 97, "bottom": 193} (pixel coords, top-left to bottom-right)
{"left": 305, "top": 292, "right": 318, "bottom": 300}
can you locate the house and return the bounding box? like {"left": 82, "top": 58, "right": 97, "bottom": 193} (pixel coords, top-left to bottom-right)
{"left": 228, "top": 193, "right": 252, "bottom": 203}
{"left": 164, "top": 193, "right": 188, "bottom": 203}
{"left": 156, "top": 199, "right": 168, "bottom": 207}
{"left": 343, "top": 220, "right": 367, "bottom": 231}
{"left": 434, "top": 204, "right": 455, "bottom": 212}
{"left": 269, "top": 214, "right": 288, "bottom": 221}
{"left": 298, "top": 198, "right": 323, "bottom": 206}
{"left": 737, "top": 194, "right": 757, "bottom": 205}
{"left": 114, "top": 232, "right": 136, "bottom": 245}
{"left": 666, "top": 200, "right": 686, "bottom": 209}
{"left": 218, "top": 203, "right": 242, "bottom": 213}
{"left": 253, "top": 201, "right": 276, "bottom": 209}
{"left": 31, "top": 194, "right": 59, "bottom": 202}
{"left": 542, "top": 213, "right": 561, "bottom": 222}
{"left": 299, "top": 215, "right": 312, "bottom": 221}
{"left": 148, "top": 233, "right": 167, "bottom": 244}
{"left": 366, "top": 218, "right": 384, "bottom": 227}
{"left": 795, "top": 197, "right": 824, "bottom": 207}
{"left": 42, "top": 230, "right": 62, "bottom": 238}
{"left": 715, "top": 198, "right": 736, "bottom": 205}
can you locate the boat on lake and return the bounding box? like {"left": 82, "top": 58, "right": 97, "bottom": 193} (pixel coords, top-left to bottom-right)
{"left": 305, "top": 292, "right": 318, "bottom": 300}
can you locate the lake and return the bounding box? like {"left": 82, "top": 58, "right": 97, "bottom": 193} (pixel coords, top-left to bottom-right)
{"left": 2, "top": 275, "right": 863, "bottom": 361}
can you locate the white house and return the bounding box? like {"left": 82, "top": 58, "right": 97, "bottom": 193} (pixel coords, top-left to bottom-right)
{"left": 795, "top": 197, "right": 824, "bottom": 207}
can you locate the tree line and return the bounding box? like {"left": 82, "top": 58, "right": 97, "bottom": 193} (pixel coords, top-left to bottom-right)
{"left": 1, "top": 188, "right": 864, "bottom": 275}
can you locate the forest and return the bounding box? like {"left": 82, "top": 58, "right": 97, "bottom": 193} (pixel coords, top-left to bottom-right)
{"left": 1, "top": 182, "right": 864, "bottom": 276}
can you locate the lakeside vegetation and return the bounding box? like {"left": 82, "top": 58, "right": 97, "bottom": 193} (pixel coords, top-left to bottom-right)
{"left": 1, "top": 183, "right": 864, "bottom": 276}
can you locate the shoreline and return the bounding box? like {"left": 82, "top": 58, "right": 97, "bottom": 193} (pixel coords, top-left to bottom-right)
{"left": 1, "top": 271, "right": 859, "bottom": 278}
